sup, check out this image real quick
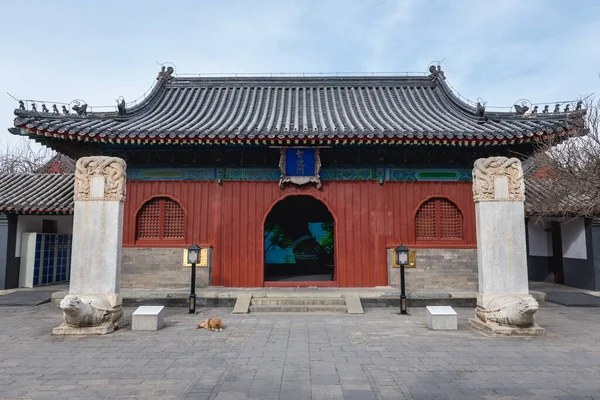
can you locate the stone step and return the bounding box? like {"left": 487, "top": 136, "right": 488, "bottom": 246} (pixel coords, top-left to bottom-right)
{"left": 249, "top": 304, "right": 348, "bottom": 313}
{"left": 250, "top": 297, "right": 346, "bottom": 306}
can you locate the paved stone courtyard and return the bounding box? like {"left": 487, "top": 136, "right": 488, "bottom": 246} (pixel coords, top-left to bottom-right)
{"left": 1, "top": 304, "right": 600, "bottom": 400}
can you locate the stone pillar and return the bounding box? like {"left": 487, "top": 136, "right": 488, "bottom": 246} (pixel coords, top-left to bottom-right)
{"left": 469, "top": 157, "right": 544, "bottom": 335}
{"left": 53, "top": 157, "right": 127, "bottom": 335}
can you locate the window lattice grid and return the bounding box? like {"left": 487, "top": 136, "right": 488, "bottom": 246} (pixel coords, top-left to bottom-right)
{"left": 163, "top": 199, "right": 185, "bottom": 239}
{"left": 439, "top": 199, "right": 462, "bottom": 239}
{"left": 137, "top": 199, "right": 161, "bottom": 239}
{"left": 415, "top": 200, "right": 437, "bottom": 240}
{"left": 415, "top": 198, "right": 462, "bottom": 241}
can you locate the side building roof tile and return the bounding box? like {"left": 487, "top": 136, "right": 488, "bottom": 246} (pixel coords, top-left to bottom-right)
{"left": 0, "top": 173, "right": 74, "bottom": 214}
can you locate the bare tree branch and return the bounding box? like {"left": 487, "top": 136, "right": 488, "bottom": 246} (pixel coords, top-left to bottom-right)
{"left": 526, "top": 97, "right": 600, "bottom": 220}
{"left": 0, "top": 137, "right": 55, "bottom": 174}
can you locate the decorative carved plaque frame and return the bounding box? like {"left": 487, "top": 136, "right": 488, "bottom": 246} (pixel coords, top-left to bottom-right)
{"left": 74, "top": 156, "right": 127, "bottom": 202}
{"left": 278, "top": 148, "right": 322, "bottom": 189}
{"left": 472, "top": 156, "right": 524, "bottom": 202}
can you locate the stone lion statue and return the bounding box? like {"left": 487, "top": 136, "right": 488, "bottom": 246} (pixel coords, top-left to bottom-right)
{"left": 475, "top": 295, "right": 539, "bottom": 327}
{"left": 59, "top": 294, "right": 123, "bottom": 328}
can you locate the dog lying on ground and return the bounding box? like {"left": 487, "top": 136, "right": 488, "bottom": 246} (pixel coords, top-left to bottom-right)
{"left": 197, "top": 318, "right": 223, "bottom": 331}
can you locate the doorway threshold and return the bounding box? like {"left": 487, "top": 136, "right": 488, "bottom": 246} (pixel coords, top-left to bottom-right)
{"left": 264, "top": 281, "right": 339, "bottom": 288}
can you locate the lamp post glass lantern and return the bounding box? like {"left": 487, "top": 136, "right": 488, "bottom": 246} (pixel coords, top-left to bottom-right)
{"left": 188, "top": 244, "right": 200, "bottom": 314}
{"left": 395, "top": 244, "right": 409, "bottom": 315}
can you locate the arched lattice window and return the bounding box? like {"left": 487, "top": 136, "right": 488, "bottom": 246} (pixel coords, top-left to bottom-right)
{"left": 415, "top": 198, "right": 462, "bottom": 240}
{"left": 137, "top": 197, "right": 185, "bottom": 240}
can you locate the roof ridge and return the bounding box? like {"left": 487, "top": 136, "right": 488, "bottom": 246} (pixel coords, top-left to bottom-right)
{"left": 9, "top": 65, "right": 586, "bottom": 148}
{"left": 167, "top": 74, "right": 434, "bottom": 82}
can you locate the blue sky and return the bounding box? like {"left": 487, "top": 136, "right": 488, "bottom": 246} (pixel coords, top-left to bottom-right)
{"left": 2, "top": 0, "right": 600, "bottom": 150}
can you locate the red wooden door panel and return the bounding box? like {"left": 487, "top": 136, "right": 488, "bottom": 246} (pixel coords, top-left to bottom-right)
{"left": 123, "top": 180, "right": 476, "bottom": 287}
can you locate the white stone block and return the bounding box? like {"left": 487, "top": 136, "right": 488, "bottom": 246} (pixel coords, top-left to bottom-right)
{"left": 70, "top": 200, "right": 123, "bottom": 296}
{"left": 469, "top": 157, "right": 543, "bottom": 334}
{"left": 475, "top": 201, "right": 529, "bottom": 307}
{"left": 426, "top": 306, "right": 457, "bottom": 330}
{"left": 132, "top": 306, "right": 165, "bottom": 331}
{"left": 18, "top": 233, "right": 36, "bottom": 288}
{"left": 55, "top": 156, "right": 127, "bottom": 336}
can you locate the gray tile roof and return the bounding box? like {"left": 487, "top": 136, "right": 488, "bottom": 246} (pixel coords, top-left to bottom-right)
{"left": 11, "top": 72, "right": 583, "bottom": 146}
{"left": 525, "top": 176, "right": 599, "bottom": 217}
{"left": 0, "top": 173, "right": 74, "bottom": 214}
{"left": 35, "top": 154, "right": 76, "bottom": 174}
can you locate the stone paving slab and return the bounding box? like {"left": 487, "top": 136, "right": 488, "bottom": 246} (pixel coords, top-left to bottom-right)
{"left": 0, "top": 290, "right": 54, "bottom": 306}
{"left": 546, "top": 291, "right": 600, "bottom": 307}
{"left": 0, "top": 303, "right": 600, "bottom": 399}
{"left": 232, "top": 294, "right": 252, "bottom": 314}
{"left": 49, "top": 287, "right": 549, "bottom": 309}
{"left": 344, "top": 293, "right": 364, "bottom": 314}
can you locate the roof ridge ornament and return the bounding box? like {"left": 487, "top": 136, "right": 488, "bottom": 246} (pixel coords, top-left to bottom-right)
{"left": 513, "top": 100, "right": 530, "bottom": 116}
{"left": 116, "top": 96, "right": 126, "bottom": 116}
{"left": 476, "top": 99, "right": 486, "bottom": 117}
{"left": 71, "top": 100, "right": 88, "bottom": 116}
{"left": 428, "top": 65, "right": 445, "bottom": 82}
{"left": 157, "top": 65, "right": 175, "bottom": 82}
{"left": 475, "top": 98, "right": 488, "bottom": 123}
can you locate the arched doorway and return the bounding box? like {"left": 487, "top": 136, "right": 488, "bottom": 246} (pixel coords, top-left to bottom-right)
{"left": 263, "top": 195, "right": 335, "bottom": 285}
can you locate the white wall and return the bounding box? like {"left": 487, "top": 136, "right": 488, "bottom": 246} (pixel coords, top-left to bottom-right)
{"left": 527, "top": 219, "right": 553, "bottom": 257}
{"left": 18, "top": 233, "right": 36, "bottom": 288}
{"left": 0, "top": 213, "right": 8, "bottom": 289}
{"left": 561, "top": 218, "right": 587, "bottom": 259}
{"left": 15, "top": 215, "right": 74, "bottom": 257}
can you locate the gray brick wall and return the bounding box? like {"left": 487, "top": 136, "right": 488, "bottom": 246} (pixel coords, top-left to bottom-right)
{"left": 387, "top": 248, "right": 478, "bottom": 291}
{"left": 122, "top": 248, "right": 211, "bottom": 289}
{"left": 121, "top": 247, "right": 476, "bottom": 290}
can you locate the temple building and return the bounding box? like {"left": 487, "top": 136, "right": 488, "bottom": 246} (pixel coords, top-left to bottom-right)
{"left": 6, "top": 66, "right": 584, "bottom": 289}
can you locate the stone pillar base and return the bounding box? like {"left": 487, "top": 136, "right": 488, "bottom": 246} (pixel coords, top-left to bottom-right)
{"left": 55, "top": 293, "right": 127, "bottom": 336}
{"left": 52, "top": 318, "right": 128, "bottom": 336}
{"left": 53, "top": 324, "right": 114, "bottom": 335}
{"left": 469, "top": 317, "right": 545, "bottom": 336}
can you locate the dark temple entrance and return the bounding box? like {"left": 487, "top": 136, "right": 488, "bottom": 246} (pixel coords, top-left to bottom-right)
{"left": 264, "top": 196, "right": 335, "bottom": 283}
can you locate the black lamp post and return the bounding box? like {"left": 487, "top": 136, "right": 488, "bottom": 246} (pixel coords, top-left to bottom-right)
{"left": 395, "top": 244, "right": 410, "bottom": 315}
{"left": 187, "top": 243, "right": 200, "bottom": 314}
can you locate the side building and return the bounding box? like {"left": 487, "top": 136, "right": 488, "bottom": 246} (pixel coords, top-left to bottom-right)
{"left": 525, "top": 166, "right": 600, "bottom": 291}
{"left": 8, "top": 66, "right": 584, "bottom": 289}
{"left": 0, "top": 173, "right": 74, "bottom": 289}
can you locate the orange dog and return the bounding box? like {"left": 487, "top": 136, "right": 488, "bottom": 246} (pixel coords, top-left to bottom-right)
{"left": 197, "top": 318, "right": 223, "bottom": 331}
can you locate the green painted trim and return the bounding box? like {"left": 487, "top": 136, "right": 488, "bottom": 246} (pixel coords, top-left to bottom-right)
{"left": 128, "top": 167, "right": 472, "bottom": 182}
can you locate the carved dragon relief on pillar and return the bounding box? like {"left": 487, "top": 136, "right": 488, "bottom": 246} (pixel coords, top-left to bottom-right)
{"left": 472, "top": 157, "right": 525, "bottom": 202}
{"left": 74, "top": 156, "right": 127, "bottom": 202}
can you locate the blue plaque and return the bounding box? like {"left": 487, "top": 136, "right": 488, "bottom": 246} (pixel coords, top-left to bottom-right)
{"left": 279, "top": 148, "right": 322, "bottom": 189}
{"left": 285, "top": 148, "right": 315, "bottom": 177}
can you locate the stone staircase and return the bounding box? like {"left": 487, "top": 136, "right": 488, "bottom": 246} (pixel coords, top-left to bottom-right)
{"left": 248, "top": 295, "right": 348, "bottom": 313}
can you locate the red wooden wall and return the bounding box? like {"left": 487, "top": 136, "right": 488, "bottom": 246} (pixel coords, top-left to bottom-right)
{"left": 123, "top": 180, "right": 476, "bottom": 287}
